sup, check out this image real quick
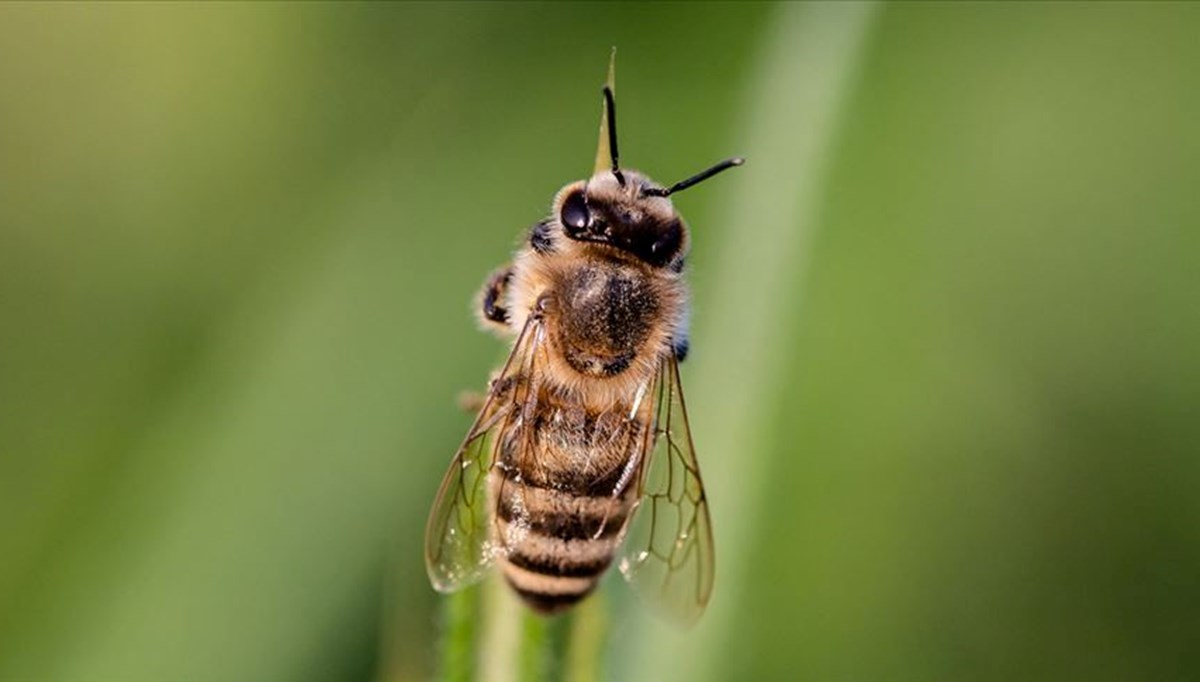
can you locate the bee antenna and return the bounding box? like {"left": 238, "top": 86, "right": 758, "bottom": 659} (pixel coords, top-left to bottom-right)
{"left": 642, "top": 157, "right": 745, "bottom": 198}
{"left": 602, "top": 86, "right": 626, "bottom": 187}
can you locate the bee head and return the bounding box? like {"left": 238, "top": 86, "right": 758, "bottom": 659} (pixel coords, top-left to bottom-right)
{"left": 549, "top": 85, "right": 744, "bottom": 269}
{"left": 552, "top": 172, "right": 686, "bottom": 269}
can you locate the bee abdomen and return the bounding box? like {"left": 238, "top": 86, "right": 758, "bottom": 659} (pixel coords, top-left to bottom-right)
{"left": 508, "top": 547, "right": 612, "bottom": 578}
{"left": 494, "top": 477, "right": 632, "bottom": 613}
{"left": 496, "top": 476, "right": 631, "bottom": 542}
{"left": 504, "top": 570, "right": 596, "bottom": 613}
{"left": 500, "top": 541, "right": 611, "bottom": 614}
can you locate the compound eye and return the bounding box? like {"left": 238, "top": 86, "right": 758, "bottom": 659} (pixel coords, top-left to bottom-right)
{"left": 560, "top": 191, "right": 590, "bottom": 234}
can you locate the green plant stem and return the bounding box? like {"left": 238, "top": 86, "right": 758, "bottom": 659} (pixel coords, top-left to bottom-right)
{"left": 517, "top": 607, "right": 574, "bottom": 682}
{"left": 565, "top": 594, "right": 607, "bottom": 682}
{"left": 436, "top": 587, "right": 479, "bottom": 682}
{"left": 458, "top": 576, "right": 604, "bottom": 682}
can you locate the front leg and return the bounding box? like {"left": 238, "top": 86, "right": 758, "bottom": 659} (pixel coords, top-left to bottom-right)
{"left": 672, "top": 335, "right": 690, "bottom": 362}
{"left": 476, "top": 264, "right": 515, "bottom": 335}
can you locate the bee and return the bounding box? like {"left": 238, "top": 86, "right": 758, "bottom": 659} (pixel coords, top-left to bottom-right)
{"left": 425, "top": 73, "right": 742, "bottom": 625}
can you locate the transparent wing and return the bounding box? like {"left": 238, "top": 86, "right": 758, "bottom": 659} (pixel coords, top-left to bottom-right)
{"left": 618, "top": 355, "right": 715, "bottom": 627}
{"left": 424, "top": 314, "right": 545, "bottom": 593}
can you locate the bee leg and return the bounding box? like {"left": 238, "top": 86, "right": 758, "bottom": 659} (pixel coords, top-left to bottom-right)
{"left": 672, "top": 335, "right": 690, "bottom": 362}
{"left": 476, "top": 265, "right": 514, "bottom": 333}
{"left": 458, "top": 366, "right": 508, "bottom": 412}
{"left": 457, "top": 390, "right": 486, "bottom": 413}
{"left": 529, "top": 218, "right": 555, "bottom": 253}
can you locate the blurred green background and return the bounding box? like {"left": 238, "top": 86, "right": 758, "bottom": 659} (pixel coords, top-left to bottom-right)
{"left": 2, "top": 2, "right": 1198, "bottom": 681}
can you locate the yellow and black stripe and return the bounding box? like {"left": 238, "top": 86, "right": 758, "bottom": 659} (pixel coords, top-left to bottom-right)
{"left": 490, "top": 419, "right": 638, "bottom": 613}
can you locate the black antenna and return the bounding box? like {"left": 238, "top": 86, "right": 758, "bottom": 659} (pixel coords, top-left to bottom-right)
{"left": 642, "top": 157, "right": 744, "bottom": 198}
{"left": 602, "top": 86, "right": 625, "bottom": 187}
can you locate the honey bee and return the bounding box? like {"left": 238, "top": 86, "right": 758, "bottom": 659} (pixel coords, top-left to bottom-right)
{"left": 425, "top": 74, "right": 742, "bottom": 625}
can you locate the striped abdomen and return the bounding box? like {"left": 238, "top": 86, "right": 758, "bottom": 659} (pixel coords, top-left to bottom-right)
{"left": 490, "top": 394, "right": 642, "bottom": 613}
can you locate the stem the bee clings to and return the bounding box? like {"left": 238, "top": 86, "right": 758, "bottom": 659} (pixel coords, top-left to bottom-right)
{"left": 593, "top": 47, "right": 617, "bottom": 176}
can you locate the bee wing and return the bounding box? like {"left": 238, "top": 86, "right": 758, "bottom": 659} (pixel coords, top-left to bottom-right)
{"left": 617, "top": 355, "right": 715, "bottom": 627}
{"left": 424, "top": 313, "right": 546, "bottom": 593}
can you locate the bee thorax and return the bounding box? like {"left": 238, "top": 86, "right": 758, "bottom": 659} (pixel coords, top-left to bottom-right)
{"left": 554, "top": 266, "right": 660, "bottom": 377}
